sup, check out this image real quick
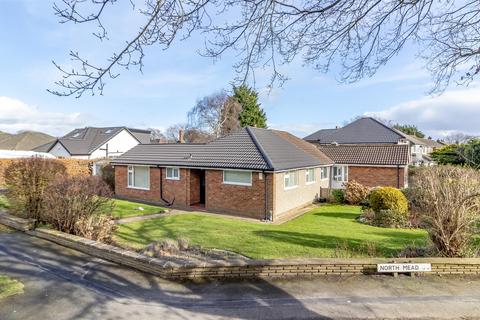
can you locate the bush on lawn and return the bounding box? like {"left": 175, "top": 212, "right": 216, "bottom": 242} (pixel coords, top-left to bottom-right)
{"left": 373, "top": 209, "right": 409, "bottom": 228}
{"left": 344, "top": 181, "right": 370, "bottom": 205}
{"left": 331, "top": 189, "right": 345, "bottom": 204}
{"left": 4, "top": 158, "right": 66, "bottom": 220}
{"left": 408, "top": 165, "right": 480, "bottom": 257}
{"left": 369, "top": 187, "right": 408, "bottom": 215}
{"left": 43, "top": 176, "right": 115, "bottom": 240}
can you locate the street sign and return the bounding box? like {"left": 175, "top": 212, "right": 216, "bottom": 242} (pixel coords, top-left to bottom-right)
{"left": 377, "top": 263, "right": 431, "bottom": 273}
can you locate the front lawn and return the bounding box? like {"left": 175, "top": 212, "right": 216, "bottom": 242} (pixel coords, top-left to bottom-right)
{"left": 0, "top": 275, "right": 23, "bottom": 300}
{"left": 0, "top": 194, "right": 9, "bottom": 210}
{"left": 111, "top": 199, "right": 165, "bottom": 219}
{"left": 115, "top": 205, "right": 428, "bottom": 259}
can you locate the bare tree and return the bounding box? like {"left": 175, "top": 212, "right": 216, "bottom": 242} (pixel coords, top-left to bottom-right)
{"left": 188, "top": 91, "right": 241, "bottom": 138}
{"left": 443, "top": 132, "right": 476, "bottom": 144}
{"left": 149, "top": 128, "right": 167, "bottom": 143}
{"left": 165, "top": 123, "right": 213, "bottom": 143}
{"left": 50, "top": 1, "right": 480, "bottom": 97}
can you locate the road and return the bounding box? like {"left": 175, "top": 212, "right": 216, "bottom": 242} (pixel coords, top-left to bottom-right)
{"left": 1, "top": 231, "right": 480, "bottom": 319}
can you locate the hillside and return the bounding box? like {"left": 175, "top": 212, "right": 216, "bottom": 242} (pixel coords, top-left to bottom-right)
{"left": 0, "top": 131, "right": 56, "bottom": 151}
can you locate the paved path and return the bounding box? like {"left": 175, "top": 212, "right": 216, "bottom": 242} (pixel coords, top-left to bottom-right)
{"left": 1, "top": 231, "right": 480, "bottom": 319}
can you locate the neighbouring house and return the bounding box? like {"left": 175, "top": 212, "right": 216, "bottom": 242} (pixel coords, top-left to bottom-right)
{"left": 304, "top": 117, "right": 443, "bottom": 166}
{"left": 34, "top": 127, "right": 152, "bottom": 160}
{"left": 317, "top": 144, "right": 410, "bottom": 189}
{"left": 112, "top": 127, "right": 333, "bottom": 222}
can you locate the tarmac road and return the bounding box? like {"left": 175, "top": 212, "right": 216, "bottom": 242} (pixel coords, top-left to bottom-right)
{"left": 1, "top": 231, "right": 480, "bottom": 319}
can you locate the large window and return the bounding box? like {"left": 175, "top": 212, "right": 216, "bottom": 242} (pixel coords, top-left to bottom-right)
{"left": 305, "top": 168, "right": 316, "bottom": 184}
{"left": 166, "top": 167, "right": 180, "bottom": 180}
{"left": 127, "top": 166, "right": 150, "bottom": 190}
{"left": 284, "top": 170, "right": 299, "bottom": 189}
{"left": 333, "top": 165, "right": 348, "bottom": 182}
{"left": 320, "top": 167, "right": 329, "bottom": 180}
{"left": 223, "top": 170, "right": 252, "bottom": 186}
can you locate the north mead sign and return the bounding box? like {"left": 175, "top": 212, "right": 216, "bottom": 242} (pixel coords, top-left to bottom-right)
{"left": 377, "top": 263, "right": 432, "bottom": 273}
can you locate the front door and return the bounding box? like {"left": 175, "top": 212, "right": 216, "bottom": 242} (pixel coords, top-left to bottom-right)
{"left": 199, "top": 170, "right": 206, "bottom": 204}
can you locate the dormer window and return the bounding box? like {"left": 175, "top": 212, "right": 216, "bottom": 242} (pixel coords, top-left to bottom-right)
{"left": 104, "top": 129, "right": 113, "bottom": 134}
{"left": 72, "top": 132, "right": 81, "bottom": 138}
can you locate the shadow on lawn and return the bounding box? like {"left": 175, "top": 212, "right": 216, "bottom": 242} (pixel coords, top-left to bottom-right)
{"left": 313, "top": 211, "right": 360, "bottom": 220}
{"left": 0, "top": 232, "right": 329, "bottom": 320}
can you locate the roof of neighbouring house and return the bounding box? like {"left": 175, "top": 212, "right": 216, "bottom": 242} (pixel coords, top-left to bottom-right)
{"left": 304, "top": 117, "right": 405, "bottom": 144}
{"left": 317, "top": 144, "right": 410, "bottom": 166}
{"left": 34, "top": 127, "right": 152, "bottom": 155}
{"left": 112, "top": 127, "right": 333, "bottom": 171}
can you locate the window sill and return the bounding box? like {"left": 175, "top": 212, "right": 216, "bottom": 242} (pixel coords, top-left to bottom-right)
{"left": 166, "top": 177, "right": 180, "bottom": 181}
{"left": 284, "top": 185, "right": 298, "bottom": 191}
{"left": 306, "top": 181, "right": 316, "bottom": 185}
{"left": 222, "top": 182, "right": 252, "bottom": 187}
{"left": 127, "top": 186, "right": 150, "bottom": 191}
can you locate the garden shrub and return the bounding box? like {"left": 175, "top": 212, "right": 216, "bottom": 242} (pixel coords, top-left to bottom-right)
{"left": 4, "top": 158, "right": 66, "bottom": 220}
{"left": 100, "top": 163, "right": 115, "bottom": 191}
{"left": 331, "top": 189, "right": 345, "bottom": 204}
{"left": 409, "top": 165, "right": 480, "bottom": 257}
{"left": 344, "top": 181, "right": 370, "bottom": 205}
{"left": 369, "top": 187, "right": 408, "bottom": 215}
{"left": 43, "top": 176, "right": 114, "bottom": 237}
{"left": 373, "top": 209, "right": 409, "bottom": 228}
{"left": 74, "top": 214, "right": 116, "bottom": 243}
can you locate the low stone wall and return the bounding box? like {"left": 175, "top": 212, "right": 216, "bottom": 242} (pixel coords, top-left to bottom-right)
{"left": 0, "top": 211, "right": 36, "bottom": 231}
{"left": 3, "top": 213, "right": 480, "bottom": 280}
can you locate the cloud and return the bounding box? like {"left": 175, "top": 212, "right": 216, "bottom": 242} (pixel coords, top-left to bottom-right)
{"left": 0, "top": 96, "right": 88, "bottom": 136}
{"left": 366, "top": 86, "right": 480, "bottom": 138}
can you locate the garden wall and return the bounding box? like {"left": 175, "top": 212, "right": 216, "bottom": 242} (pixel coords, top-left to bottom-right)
{"left": 0, "top": 159, "right": 92, "bottom": 186}
{"left": 27, "top": 227, "right": 480, "bottom": 279}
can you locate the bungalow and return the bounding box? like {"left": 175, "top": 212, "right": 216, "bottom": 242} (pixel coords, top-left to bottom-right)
{"left": 317, "top": 144, "right": 410, "bottom": 189}
{"left": 34, "top": 127, "right": 152, "bottom": 160}
{"left": 304, "top": 117, "right": 442, "bottom": 166}
{"left": 112, "top": 127, "right": 333, "bottom": 222}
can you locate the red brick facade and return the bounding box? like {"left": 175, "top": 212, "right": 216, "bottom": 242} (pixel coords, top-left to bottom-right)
{"left": 348, "top": 166, "right": 407, "bottom": 188}
{"left": 115, "top": 165, "right": 274, "bottom": 219}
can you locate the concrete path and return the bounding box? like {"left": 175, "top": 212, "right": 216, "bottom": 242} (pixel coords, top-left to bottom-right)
{"left": 1, "top": 231, "right": 480, "bottom": 319}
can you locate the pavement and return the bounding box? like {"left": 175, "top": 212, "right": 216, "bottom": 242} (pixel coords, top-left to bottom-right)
{"left": 1, "top": 231, "right": 480, "bottom": 319}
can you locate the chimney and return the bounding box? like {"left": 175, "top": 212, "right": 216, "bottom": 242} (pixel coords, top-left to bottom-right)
{"left": 179, "top": 129, "right": 185, "bottom": 144}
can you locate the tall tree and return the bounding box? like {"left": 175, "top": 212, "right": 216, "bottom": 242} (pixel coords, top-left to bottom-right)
{"left": 431, "top": 139, "right": 480, "bottom": 169}
{"left": 393, "top": 124, "right": 425, "bottom": 138}
{"left": 188, "top": 91, "right": 241, "bottom": 138}
{"left": 50, "top": 1, "right": 480, "bottom": 97}
{"left": 234, "top": 85, "right": 267, "bottom": 128}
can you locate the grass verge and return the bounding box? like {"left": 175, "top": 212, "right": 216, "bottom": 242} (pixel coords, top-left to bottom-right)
{"left": 0, "top": 275, "right": 24, "bottom": 300}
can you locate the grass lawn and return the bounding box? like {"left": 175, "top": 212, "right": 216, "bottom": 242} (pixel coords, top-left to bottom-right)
{"left": 115, "top": 205, "right": 428, "bottom": 259}
{"left": 0, "top": 275, "right": 23, "bottom": 300}
{"left": 111, "top": 199, "right": 165, "bottom": 219}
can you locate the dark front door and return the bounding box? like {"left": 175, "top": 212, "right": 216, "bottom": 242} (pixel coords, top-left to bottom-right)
{"left": 199, "top": 170, "right": 206, "bottom": 204}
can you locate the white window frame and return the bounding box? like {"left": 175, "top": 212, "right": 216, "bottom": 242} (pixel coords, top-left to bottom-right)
{"left": 333, "top": 165, "right": 348, "bottom": 182}
{"left": 320, "top": 167, "right": 329, "bottom": 180}
{"left": 166, "top": 167, "right": 180, "bottom": 180}
{"left": 305, "top": 168, "right": 316, "bottom": 184}
{"left": 222, "top": 170, "right": 252, "bottom": 186}
{"left": 284, "top": 170, "right": 299, "bottom": 190}
{"left": 127, "top": 165, "right": 150, "bottom": 190}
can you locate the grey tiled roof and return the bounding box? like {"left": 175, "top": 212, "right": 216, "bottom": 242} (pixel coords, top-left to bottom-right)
{"left": 42, "top": 127, "right": 151, "bottom": 155}
{"left": 304, "top": 117, "right": 405, "bottom": 144}
{"left": 112, "top": 127, "right": 332, "bottom": 171}
{"left": 317, "top": 144, "right": 410, "bottom": 166}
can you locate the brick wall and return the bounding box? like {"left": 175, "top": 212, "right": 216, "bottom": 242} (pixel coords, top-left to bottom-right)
{"left": 115, "top": 165, "right": 162, "bottom": 203}
{"left": 162, "top": 168, "right": 189, "bottom": 207}
{"left": 189, "top": 169, "right": 201, "bottom": 205}
{"left": 205, "top": 170, "right": 273, "bottom": 220}
{"left": 348, "top": 166, "right": 407, "bottom": 188}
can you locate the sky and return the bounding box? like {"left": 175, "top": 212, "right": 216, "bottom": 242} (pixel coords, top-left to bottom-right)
{"left": 1, "top": 0, "right": 479, "bottom": 139}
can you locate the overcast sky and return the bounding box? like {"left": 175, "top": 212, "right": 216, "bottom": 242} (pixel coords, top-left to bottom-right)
{"left": 1, "top": 0, "right": 479, "bottom": 139}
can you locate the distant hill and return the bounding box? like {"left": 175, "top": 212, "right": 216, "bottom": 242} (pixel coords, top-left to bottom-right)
{"left": 0, "top": 131, "right": 56, "bottom": 151}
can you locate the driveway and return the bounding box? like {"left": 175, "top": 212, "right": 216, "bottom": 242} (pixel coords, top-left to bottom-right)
{"left": 1, "top": 231, "right": 480, "bottom": 319}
